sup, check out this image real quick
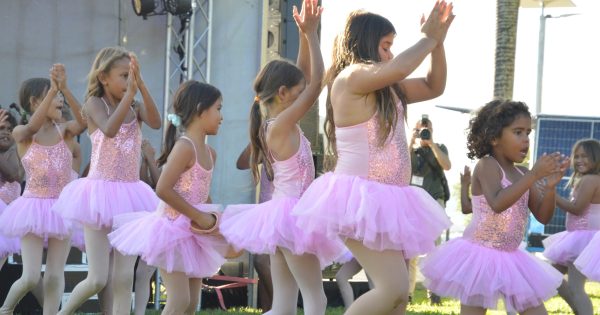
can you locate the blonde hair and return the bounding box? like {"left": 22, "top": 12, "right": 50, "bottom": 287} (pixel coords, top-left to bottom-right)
{"left": 85, "top": 46, "right": 131, "bottom": 101}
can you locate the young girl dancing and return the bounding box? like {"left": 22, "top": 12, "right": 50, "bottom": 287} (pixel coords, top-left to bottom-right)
{"left": 54, "top": 47, "right": 161, "bottom": 315}
{"left": 220, "top": 2, "right": 344, "bottom": 314}
{"left": 421, "top": 100, "right": 569, "bottom": 315}
{"left": 0, "top": 64, "right": 87, "bottom": 315}
{"left": 291, "top": 2, "right": 454, "bottom": 315}
{"left": 109, "top": 80, "right": 227, "bottom": 314}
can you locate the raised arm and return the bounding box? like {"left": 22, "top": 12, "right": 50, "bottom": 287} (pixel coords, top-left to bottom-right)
{"left": 268, "top": 0, "right": 324, "bottom": 142}
{"left": 131, "top": 54, "right": 161, "bottom": 130}
{"left": 460, "top": 165, "right": 472, "bottom": 214}
{"left": 528, "top": 156, "right": 570, "bottom": 224}
{"left": 12, "top": 72, "right": 59, "bottom": 143}
{"left": 295, "top": 0, "right": 312, "bottom": 83}
{"left": 86, "top": 61, "right": 137, "bottom": 138}
{"left": 345, "top": 1, "right": 453, "bottom": 95}
{"left": 52, "top": 64, "right": 87, "bottom": 136}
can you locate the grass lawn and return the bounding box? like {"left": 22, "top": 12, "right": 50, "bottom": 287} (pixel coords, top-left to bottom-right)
{"left": 125, "top": 282, "right": 600, "bottom": 314}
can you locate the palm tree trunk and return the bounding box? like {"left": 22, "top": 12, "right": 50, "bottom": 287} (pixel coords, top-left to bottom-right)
{"left": 494, "top": 0, "right": 520, "bottom": 100}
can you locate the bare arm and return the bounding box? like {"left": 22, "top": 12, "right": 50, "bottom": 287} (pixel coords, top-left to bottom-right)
{"left": 268, "top": 0, "right": 324, "bottom": 149}
{"left": 556, "top": 175, "right": 598, "bottom": 215}
{"left": 399, "top": 44, "right": 447, "bottom": 104}
{"left": 156, "top": 140, "right": 216, "bottom": 229}
{"left": 131, "top": 55, "right": 161, "bottom": 129}
{"left": 460, "top": 166, "right": 472, "bottom": 214}
{"left": 12, "top": 84, "right": 59, "bottom": 143}
{"left": 0, "top": 146, "right": 22, "bottom": 182}
{"left": 345, "top": 2, "right": 453, "bottom": 95}
{"left": 474, "top": 157, "right": 550, "bottom": 213}
{"left": 236, "top": 143, "right": 251, "bottom": 170}
{"left": 86, "top": 61, "right": 138, "bottom": 138}
{"left": 295, "top": 1, "right": 311, "bottom": 83}
{"left": 52, "top": 64, "right": 87, "bottom": 136}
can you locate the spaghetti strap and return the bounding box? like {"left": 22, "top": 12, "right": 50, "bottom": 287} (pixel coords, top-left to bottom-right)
{"left": 52, "top": 122, "right": 63, "bottom": 140}
{"left": 100, "top": 97, "right": 111, "bottom": 115}
{"left": 490, "top": 157, "right": 508, "bottom": 181}
{"left": 180, "top": 136, "right": 198, "bottom": 162}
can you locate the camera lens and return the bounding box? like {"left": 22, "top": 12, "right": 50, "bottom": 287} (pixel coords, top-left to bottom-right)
{"left": 420, "top": 128, "right": 431, "bottom": 140}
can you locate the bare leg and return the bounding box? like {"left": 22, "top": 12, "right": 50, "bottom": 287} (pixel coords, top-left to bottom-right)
{"left": 556, "top": 279, "right": 579, "bottom": 314}
{"left": 185, "top": 278, "right": 202, "bottom": 315}
{"left": 57, "top": 226, "right": 111, "bottom": 315}
{"left": 134, "top": 258, "right": 156, "bottom": 315}
{"left": 280, "top": 248, "right": 327, "bottom": 315}
{"left": 567, "top": 264, "right": 592, "bottom": 315}
{"left": 112, "top": 250, "right": 137, "bottom": 315}
{"left": 264, "top": 249, "right": 298, "bottom": 315}
{"left": 344, "top": 238, "right": 409, "bottom": 315}
{"left": 0, "top": 234, "right": 43, "bottom": 315}
{"left": 335, "top": 258, "right": 362, "bottom": 309}
{"left": 160, "top": 269, "right": 190, "bottom": 315}
{"left": 253, "top": 254, "right": 273, "bottom": 312}
{"left": 43, "top": 237, "right": 71, "bottom": 314}
{"left": 31, "top": 278, "right": 44, "bottom": 307}
{"left": 407, "top": 257, "right": 418, "bottom": 300}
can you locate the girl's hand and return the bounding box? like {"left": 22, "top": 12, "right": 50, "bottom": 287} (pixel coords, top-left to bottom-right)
{"left": 190, "top": 212, "right": 220, "bottom": 235}
{"left": 545, "top": 155, "right": 570, "bottom": 188}
{"left": 127, "top": 59, "right": 138, "bottom": 96}
{"left": 49, "top": 66, "right": 59, "bottom": 93}
{"left": 420, "top": 1, "right": 454, "bottom": 44}
{"left": 141, "top": 139, "right": 155, "bottom": 160}
{"left": 293, "top": 0, "right": 323, "bottom": 35}
{"left": 460, "top": 165, "right": 471, "bottom": 185}
{"left": 531, "top": 152, "right": 562, "bottom": 180}
{"left": 129, "top": 53, "right": 144, "bottom": 88}
{"left": 52, "top": 64, "right": 68, "bottom": 91}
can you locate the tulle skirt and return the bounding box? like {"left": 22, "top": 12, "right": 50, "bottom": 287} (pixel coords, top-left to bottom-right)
{"left": 0, "top": 200, "right": 19, "bottom": 257}
{"left": 421, "top": 238, "right": 563, "bottom": 312}
{"left": 292, "top": 173, "right": 451, "bottom": 259}
{"left": 0, "top": 196, "right": 70, "bottom": 240}
{"left": 543, "top": 229, "right": 598, "bottom": 266}
{"left": 574, "top": 231, "right": 600, "bottom": 281}
{"left": 53, "top": 178, "right": 158, "bottom": 229}
{"left": 108, "top": 203, "right": 227, "bottom": 278}
{"left": 221, "top": 196, "right": 345, "bottom": 268}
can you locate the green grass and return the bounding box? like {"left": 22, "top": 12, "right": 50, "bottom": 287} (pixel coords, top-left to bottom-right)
{"left": 109, "top": 282, "right": 600, "bottom": 314}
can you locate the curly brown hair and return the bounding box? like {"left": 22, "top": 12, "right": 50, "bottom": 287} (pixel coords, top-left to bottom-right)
{"left": 467, "top": 100, "right": 531, "bottom": 159}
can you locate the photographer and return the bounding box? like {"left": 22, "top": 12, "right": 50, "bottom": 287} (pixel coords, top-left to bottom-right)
{"left": 407, "top": 115, "right": 451, "bottom": 304}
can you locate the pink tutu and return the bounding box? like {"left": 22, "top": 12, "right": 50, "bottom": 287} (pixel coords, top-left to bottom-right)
{"left": 0, "top": 197, "right": 70, "bottom": 240}
{"left": 543, "top": 229, "right": 597, "bottom": 266}
{"left": 421, "top": 238, "right": 562, "bottom": 312}
{"left": 108, "top": 203, "right": 227, "bottom": 278}
{"left": 574, "top": 231, "right": 600, "bottom": 281}
{"left": 221, "top": 196, "right": 345, "bottom": 268}
{"left": 0, "top": 200, "right": 19, "bottom": 256}
{"left": 53, "top": 178, "right": 158, "bottom": 229}
{"left": 292, "top": 173, "right": 451, "bottom": 258}
{"left": 70, "top": 223, "right": 86, "bottom": 252}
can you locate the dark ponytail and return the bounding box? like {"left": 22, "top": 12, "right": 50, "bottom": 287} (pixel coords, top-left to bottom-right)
{"left": 249, "top": 100, "right": 273, "bottom": 182}
{"left": 157, "top": 123, "right": 178, "bottom": 167}
{"left": 18, "top": 78, "right": 51, "bottom": 125}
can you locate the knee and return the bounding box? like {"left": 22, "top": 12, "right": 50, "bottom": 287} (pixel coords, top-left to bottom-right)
{"left": 21, "top": 273, "right": 41, "bottom": 291}
{"left": 89, "top": 276, "right": 108, "bottom": 292}
{"left": 43, "top": 272, "right": 63, "bottom": 289}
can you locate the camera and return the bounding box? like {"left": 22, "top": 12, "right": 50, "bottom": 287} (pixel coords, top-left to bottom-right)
{"left": 417, "top": 114, "right": 431, "bottom": 140}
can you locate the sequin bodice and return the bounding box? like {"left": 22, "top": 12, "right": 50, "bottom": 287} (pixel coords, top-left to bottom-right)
{"left": 464, "top": 165, "right": 529, "bottom": 251}
{"left": 22, "top": 140, "right": 73, "bottom": 198}
{"left": 334, "top": 102, "right": 411, "bottom": 186}
{"left": 88, "top": 120, "right": 141, "bottom": 182}
{"left": 161, "top": 137, "right": 213, "bottom": 220}
{"left": 269, "top": 125, "right": 315, "bottom": 199}
{"left": 0, "top": 181, "right": 21, "bottom": 204}
{"left": 566, "top": 189, "right": 600, "bottom": 230}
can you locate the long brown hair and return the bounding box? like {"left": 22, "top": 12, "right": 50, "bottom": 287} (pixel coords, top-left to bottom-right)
{"left": 157, "top": 80, "right": 222, "bottom": 166}
{"left": 249, "top": 60, "right": 304, "bottom": 182}
{"left": 324, "top": 10, "right": 407, "bottom": 170}
{"left": 567, "top": 139, "right": 600, "bottom": 188}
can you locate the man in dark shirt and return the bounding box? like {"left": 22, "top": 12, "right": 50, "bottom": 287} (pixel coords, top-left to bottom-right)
{"left": 408, "top": 116, "right": 451, "bottom": 304}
